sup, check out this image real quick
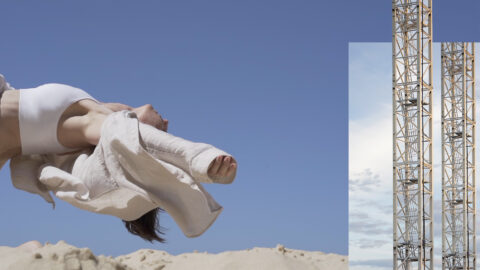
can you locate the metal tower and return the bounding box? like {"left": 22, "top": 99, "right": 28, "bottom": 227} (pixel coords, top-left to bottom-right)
{"left": 441, "top": 42, "right": 476, "bottom": 270}
{"left": 392, "top": 0, "right": 433, "bottom": 269}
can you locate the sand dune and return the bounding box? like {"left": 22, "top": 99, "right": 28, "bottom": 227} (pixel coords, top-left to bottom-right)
{"left": 0, "top": 241, "right": 347, "bottom": 270}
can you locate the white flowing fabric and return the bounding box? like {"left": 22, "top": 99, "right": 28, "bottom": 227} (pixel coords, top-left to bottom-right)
{"left": 10, "top": 110, "right": 235, "bottom": 238}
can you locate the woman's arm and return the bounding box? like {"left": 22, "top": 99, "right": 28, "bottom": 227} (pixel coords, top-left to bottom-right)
{"left": 58, "top": 100, "right": 235, "bottom": 180}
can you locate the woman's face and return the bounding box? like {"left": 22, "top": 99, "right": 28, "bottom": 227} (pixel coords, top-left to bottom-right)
{"left": 133, "top": 104, "right": 168, "bottom": 132}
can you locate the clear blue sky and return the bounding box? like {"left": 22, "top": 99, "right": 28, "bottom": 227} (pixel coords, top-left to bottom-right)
{"left": 0, "top": 0, "right": 478, "bottom": 258}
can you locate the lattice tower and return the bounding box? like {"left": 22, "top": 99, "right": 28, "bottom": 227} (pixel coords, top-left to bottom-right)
{"left": 393, "top": 0, "right": 433, "bottom": 269}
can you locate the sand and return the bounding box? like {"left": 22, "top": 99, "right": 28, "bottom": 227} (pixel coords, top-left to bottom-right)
{"left": 0, "top": 241, "right": 347, "bottom": 270}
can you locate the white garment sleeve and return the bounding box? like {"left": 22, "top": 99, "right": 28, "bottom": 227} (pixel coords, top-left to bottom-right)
{"left": 137, "top": 122, "right": 236, "bottom": 184}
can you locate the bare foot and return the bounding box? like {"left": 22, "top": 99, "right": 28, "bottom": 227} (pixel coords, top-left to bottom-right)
{"left": 16, "top": 240, "right": 43, "bottom": 252}
{"left": 207, "top": 156, "right": 237, "bottom": 184}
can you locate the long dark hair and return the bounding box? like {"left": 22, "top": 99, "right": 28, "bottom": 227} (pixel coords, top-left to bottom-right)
{"left": 123, "top": 208, "right": 167, "bottom": 243}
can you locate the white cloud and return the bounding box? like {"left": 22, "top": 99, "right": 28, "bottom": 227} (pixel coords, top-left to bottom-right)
{"left": 349, "top": 103, "right": 391, "bottom": 181}
{"left": 349, "top": 102, "right": 392, "bottom": 268}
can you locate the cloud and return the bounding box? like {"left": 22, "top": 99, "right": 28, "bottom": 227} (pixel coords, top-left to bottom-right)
{"left": 349, "top": 211, "right": 369, "bottom": 220}
{"left": 350, "top": 219, "right": 391, "bottom": 236}
{"left": 350, "top": 259, "right": 392, "bottom": 268}
{"left": 349, "top": 169, "right": 382, "bottom": 193}
{"left": 349, "top": 103, "right": 392, "bottom": 181}
{"left": 356, "top": 239, "right": 390, "bottom": 249}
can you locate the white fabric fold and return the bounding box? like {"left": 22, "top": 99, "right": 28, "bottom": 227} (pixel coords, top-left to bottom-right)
{"left": 10, "top": 110, "right": 234, "bottom": 238}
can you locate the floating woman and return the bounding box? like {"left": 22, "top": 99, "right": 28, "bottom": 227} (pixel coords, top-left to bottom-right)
{"left": 0, "top": 74, "right": 237, "bottom": 250}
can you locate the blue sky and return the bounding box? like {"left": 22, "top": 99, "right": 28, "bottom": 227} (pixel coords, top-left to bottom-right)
{"left": 0, "top": 1, "right": 350, "bottom": 257}
{"left": 0, "top": 0, "right": 478, "bottom": 259}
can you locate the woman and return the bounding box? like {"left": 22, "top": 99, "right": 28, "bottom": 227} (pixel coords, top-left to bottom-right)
{"left": 0, "top": 75, "right": 237, "bottom": 249}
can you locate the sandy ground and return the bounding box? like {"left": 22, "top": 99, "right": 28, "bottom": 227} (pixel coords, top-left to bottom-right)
{"left": 0, "top": 241, "right": 347, "bottom": 270}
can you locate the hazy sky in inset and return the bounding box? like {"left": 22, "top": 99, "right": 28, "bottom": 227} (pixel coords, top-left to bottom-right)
{"left": 349, "top": 42, "right": 480, "bottom": 270}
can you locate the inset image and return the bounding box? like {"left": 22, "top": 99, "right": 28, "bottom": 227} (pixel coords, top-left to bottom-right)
{"left": 349, "top": 42, "right": 479, "bottom": 270}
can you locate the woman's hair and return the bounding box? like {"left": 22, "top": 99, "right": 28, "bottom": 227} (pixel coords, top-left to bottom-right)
{"left": 123, "top": 208, "right": 166, "bottom": 243}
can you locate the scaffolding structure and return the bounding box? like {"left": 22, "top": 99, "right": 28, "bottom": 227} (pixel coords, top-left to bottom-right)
{"left": 392, "top": 0, "right": 433, "bottom": 269}
{"left": 441, "top": 42, "right": 476, "bottom": 270}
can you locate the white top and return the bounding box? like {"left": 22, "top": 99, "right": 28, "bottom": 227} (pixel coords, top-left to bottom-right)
{"left": 18, "top": 83, "right": 99, "bottom": 155}
{"left": 10, "top": 111, "right": 235, "bottom": 238}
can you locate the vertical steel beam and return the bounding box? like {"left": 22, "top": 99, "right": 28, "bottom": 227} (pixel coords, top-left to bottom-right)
{"left": 393, "top": 1, "right": 433, "bottom": 269}
{"left": 441, "top": 42, "right": 476, "bottom": 270}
